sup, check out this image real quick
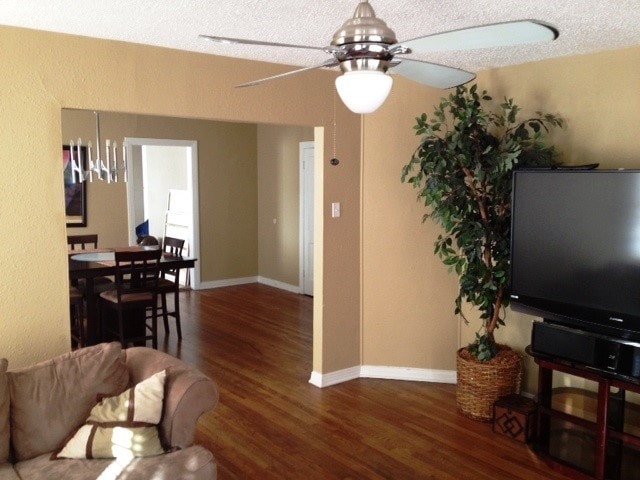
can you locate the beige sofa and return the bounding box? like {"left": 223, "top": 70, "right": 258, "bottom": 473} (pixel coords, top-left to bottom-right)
{"left": 0, "top": 343, "right": 219, "bottom": 479}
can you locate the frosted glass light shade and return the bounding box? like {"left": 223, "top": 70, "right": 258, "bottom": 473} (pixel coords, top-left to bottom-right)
{"left": 335, "top": 71, "right": 393, "bottom": 114}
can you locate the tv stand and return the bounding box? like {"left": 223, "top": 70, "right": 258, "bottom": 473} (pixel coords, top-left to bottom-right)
{"left": 529, "top": 347, "right": 640, "bottom": 479}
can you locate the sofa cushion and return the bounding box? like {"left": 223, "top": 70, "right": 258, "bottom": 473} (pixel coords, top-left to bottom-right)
{"left": 15, "top": 446, "right": 216, "bottom": 480}
{"left": 124, "top": 347, "right": 220, "bottom": 449}
{"left": 0, "top": 359, "right": 9, "bottom": 464}
{"left": 0, "top": 463, "right": 19, "bottom": 480}
{"left": 56, "top": 370, "right": 166, "bottom": 459}
{"left": 7, "top": 343, "right": 129, "bottom": 462}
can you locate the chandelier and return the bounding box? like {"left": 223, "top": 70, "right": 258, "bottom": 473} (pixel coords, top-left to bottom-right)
{"left": 69, "top": 111, "right": 127, "bottom": 183}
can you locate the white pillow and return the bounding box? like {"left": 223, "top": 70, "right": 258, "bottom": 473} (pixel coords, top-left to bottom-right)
{"left": 55, "top": 370, "right": 166, "bottom": 459}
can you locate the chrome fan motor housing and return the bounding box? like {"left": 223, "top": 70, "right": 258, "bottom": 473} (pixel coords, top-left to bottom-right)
{"left": 331, "top": 2, "right": 398, "bottom": 74}
{"left": 336, "top": 50, "right": 392, "bottom": 74}
{"left": 331, "top": 1, "right": 397, "bottom": 47}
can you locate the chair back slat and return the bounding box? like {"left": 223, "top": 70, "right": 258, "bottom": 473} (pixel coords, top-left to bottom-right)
{"left": 101, "top": 248, "right": 162, "bottom": 349}
{"left": 163, "top": 236, "right": 185, "bottom": 256}
{"left": 67, "top": 234, "right": 99, "bottom": 251}
{"left": 162, "top": 237, "right": 185, "bottom": 280}
{"left": 113, "top": 249, "right": 162, "bottom": 299}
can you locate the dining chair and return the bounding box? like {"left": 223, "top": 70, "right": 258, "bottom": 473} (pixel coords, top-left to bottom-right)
{"left": 69, "top": 286, "right": 85, "bottom": 349}
{"left": 157, "top": 236, "right": 186, "bottom": 339}
{"left": 99, "top": 249, "right": 162, "bottom": 349}
{"left": 67, "top": 233, "right": 114, "bottom": 293}
{"left": 67, "top": 234, "right": 99, "bottom": 251}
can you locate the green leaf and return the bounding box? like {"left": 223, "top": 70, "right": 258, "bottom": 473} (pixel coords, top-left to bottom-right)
{"left": 400, "top": 83, "right": 563, "bottom": 341}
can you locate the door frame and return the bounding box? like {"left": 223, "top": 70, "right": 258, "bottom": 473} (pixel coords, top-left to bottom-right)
{"left": 125, "top": 138, "right": 201, "bottom": 289}
{"left": 299, "top": 141, "right": 314, "bottom": 295}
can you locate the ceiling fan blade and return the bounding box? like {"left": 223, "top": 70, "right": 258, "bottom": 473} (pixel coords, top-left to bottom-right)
{"left": 200, "top": 34, "right": 327, "bottom": 51}
{"left": 399, "top": 20, "right": 558, "bottom": 53}
{"left": 391, "top": 58, "right": 476, "bottom": 89}
{"left": 236, "top": 59, "right": 340, "bottom": 88}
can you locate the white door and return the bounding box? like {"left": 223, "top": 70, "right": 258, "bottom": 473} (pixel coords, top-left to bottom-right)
{"left": 165, "top": 189, "right": 191, "bottom": 286}
{"left": 142, "top": 145, "right": 188, "bottom": 244}
{"left": 126, "top": 138, "right": 200, "bottom": 289}
{"left": 300, "top": 142, "right": 314, "bottom": 296}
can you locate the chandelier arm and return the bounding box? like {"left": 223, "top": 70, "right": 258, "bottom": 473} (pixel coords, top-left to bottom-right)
{"left": 67, "top": 111, "right": 128, "bottom": 183}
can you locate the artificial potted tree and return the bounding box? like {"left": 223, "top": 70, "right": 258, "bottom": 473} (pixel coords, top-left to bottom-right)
{"left": 401, "top": 84, "right": 563, "bottom": 421}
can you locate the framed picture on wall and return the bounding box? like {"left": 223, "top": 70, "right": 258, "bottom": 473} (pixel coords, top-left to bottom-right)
{"left": 63, "top": 144, "right": 87, "bottom": 227}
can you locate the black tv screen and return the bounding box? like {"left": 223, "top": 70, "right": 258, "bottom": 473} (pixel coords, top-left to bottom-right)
{"left": 510, "top": 169, "right": 640, "bottom": 341}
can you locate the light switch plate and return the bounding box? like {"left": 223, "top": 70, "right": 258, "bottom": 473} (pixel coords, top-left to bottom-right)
{"left": 331, "top": 202, "right": 341, "bottom": 218}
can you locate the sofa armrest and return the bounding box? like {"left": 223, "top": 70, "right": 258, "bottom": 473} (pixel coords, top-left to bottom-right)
{"left": 123, "top": 347, "right": 219, "bottom": 449}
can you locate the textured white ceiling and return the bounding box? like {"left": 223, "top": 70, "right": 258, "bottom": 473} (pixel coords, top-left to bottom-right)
{"left": 2, "top": 0, "right": 640, "bottom": 77}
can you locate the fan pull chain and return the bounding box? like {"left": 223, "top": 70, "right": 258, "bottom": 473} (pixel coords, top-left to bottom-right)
{"left": 330, "top": 88, "right": 340, "bottom": 166}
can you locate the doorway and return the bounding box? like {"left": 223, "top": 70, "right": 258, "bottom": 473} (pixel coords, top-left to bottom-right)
{"left": 125, "top": 138, "right": 200, "bottom": 288}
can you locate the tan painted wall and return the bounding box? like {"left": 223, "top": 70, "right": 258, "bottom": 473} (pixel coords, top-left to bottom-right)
{"left": 361, "top": 83, "right": 460, "bottom": 369}
{"left": 4, "top": 21, "right": 639, "bottom": 393}
{"left": 0, "top": 25, "right": 361, "bottom": 372}
{"left": 257, "top": 124, "right": 314, "bottom": 287}
{"left": 362, "top": 46, "right": 640, "bottom": 390}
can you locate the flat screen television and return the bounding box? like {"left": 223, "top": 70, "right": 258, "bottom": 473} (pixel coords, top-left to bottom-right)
{"left": 510, "top": 169, "right": 640, "bottom": 342}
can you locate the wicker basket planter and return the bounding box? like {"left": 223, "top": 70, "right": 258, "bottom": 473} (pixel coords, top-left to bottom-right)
{"left": 456, "top": 345, "right": 523, "bottom": 422}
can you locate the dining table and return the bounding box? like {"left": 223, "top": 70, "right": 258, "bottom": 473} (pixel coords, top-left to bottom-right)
{"left": 68, "top": 246, "right": 196, "bottom": 345}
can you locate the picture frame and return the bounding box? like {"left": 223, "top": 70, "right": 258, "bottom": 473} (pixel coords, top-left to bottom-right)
{"left": 63, "top": 144, "right": 87, "bottom": 227}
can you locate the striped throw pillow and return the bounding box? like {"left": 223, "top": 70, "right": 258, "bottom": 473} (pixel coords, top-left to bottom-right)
{"left": 55, "top": 370, "right": 166, "bottom": 459}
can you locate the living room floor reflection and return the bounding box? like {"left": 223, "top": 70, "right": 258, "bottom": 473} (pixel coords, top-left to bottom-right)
{"left": 163, "top": 283, "right": 568, "bottom": 480}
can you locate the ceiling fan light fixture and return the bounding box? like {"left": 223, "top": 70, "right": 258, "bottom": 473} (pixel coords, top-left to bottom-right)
{"left": 335, "top": 70, "right": 393, "bottom": 114}
{"left": 202, "top": 2, "right": 559, "bottom": 101}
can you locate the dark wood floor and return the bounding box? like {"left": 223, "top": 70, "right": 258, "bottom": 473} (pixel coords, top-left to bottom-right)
{"left": 158, "top": 283, "right": 569, "bottom": 480}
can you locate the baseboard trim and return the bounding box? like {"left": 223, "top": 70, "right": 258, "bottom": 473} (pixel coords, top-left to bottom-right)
{"left": 309, "top": 367, "right": 361, "bottom": 387}
{"left": 194, "top": 276, "right": 301, "bottom": 293}
{"left": 360, "top": 365, "right": 457, "bottom": 384}
{"left": 310, "top": 365, "right": 457, "bottom": 388}
{"left": 257, "top": 276, "right": 301, "bottom": 294}
{"left": 195, "top": 276, "right": 258, "bottom": 290}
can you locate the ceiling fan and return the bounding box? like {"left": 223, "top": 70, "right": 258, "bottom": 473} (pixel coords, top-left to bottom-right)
{"left": 200, "top": 0, "right": 558, "bottom": 114}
